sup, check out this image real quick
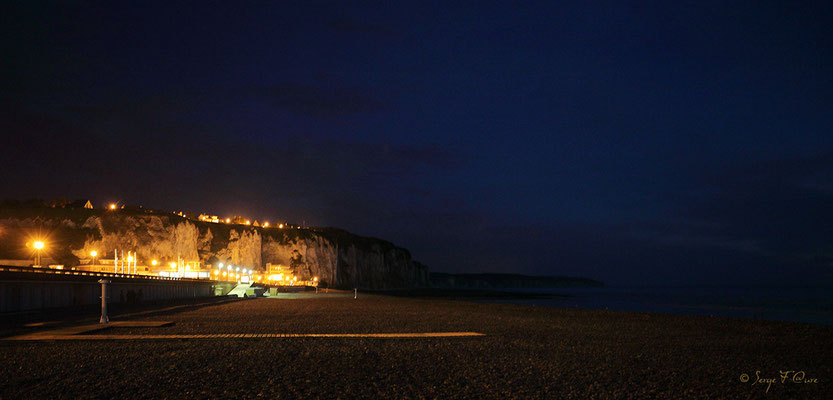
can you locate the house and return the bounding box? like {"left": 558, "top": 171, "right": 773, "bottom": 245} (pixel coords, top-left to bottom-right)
{"left": 198, "top": 214, "right": 221, "bottom": 223}
{"left": 69, "top": 199, "right": 94, "bottom": 209}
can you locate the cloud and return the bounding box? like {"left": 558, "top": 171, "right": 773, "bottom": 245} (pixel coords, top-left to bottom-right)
{"left": 682, "top": 152, "right": 833, "bottom": 254}
{"left": 627, "top": 151, "right": 833, "bottom": 283}
{"left": 0, "top": 103, "right": 464, "bottom": 224}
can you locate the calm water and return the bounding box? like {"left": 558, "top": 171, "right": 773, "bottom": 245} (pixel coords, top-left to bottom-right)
{"left": 485, "top": 286, "right": 833, "bottom": 326}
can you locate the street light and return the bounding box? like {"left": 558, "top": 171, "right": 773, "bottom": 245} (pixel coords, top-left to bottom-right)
{"left": 219, "top": 262, "right": 224, "bottom": 268}
{"left": 109, "top": 203, "right": 117, "bottom": 210}
{"left": 90, "top": 250, "right": 98, "bottom": 266}
{"left": 151, "top": 259, "right": 158, "bottom": 266}
{"left": 33, "top": 241, "right": 44, "bottom": 266}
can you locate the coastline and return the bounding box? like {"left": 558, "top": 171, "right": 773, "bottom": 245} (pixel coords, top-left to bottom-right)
{"left": 1, "top": 293, "right": 830, "bottom": 398}
{"left": 375, "top": 285, "right": 833, "bottom": 326}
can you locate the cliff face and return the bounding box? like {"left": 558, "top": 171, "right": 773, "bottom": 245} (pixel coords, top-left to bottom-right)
{"left": 0, "top": 208, "right": 428, "bottom": 289}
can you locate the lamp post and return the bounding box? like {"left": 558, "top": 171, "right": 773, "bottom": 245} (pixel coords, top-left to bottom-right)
{"left": 98, "top": 279, "right": 111, "bottom": 324}
{"left": 33, "top": 241, "right": 44, "bottom": 266}
{"left": 90, "top": 250, "right": 98, "bottom": 267}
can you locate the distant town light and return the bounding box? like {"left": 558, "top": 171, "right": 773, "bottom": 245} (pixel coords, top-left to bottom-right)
{"left": 278, "top": 223, "right": 284, "bottom": 229}
{"left": 245, "top": 220, "right": 250, "bottom": 225}
{"left": 90, "top": 250, "right": 97, "bottom": 257}
{"left": 263, "top": 222, "right": 269, "bottom": 227}
{"left": 169, "top": 262, "right": 177, "bottom": 269}
{"left": 127, "top": 255, "right": 134, "bottom": 262}
{"left": 109, "top": 203, "right": 117, "bottom": 210}
{"left": 218, "top": 262, "right": 224, "bottom": 268}
{"left": 151, "top": 259, "right": 158, "bottom": 266}
{"left": 226, "top": 218, "right": 230, "bottom": 223}
{"left": 313, "top": 277, "right": 318, "bottom": 282}
{"left": 33, "top": 241, "right": 44, "bottom": 250}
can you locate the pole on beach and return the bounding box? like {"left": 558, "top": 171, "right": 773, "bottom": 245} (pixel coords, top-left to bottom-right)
{"left": 98, "top": 279, "right": 111, "bottom": 324}
{"left": 354, "top": 288, "right": 357, "bottom": 299}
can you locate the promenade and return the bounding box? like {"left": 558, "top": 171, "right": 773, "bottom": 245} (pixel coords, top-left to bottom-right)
{"left": 1, "top": 293, "right": 831, "bottom": 398}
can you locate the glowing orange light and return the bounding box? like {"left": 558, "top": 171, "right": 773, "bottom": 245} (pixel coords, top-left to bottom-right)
{"left": 90, "top": 250, "right": 97, "bottom": 257}
{"left": 33, "top": 241, "right": 44, "bottom": 250}
{"left": 109, "top": 203, "right": 117, "bottom": 210}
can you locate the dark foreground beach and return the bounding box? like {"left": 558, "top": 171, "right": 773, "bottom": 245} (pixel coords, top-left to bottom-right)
{"left": 1, "top": 292, "right": 831, "bottom": 399}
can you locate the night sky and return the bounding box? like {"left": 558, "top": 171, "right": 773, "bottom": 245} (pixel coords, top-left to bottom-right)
{"left": 2, "top": 1, "right": 832, "bottom": 286}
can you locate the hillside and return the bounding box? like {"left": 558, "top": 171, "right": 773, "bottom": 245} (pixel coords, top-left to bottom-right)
{"left": 0, "top": 204, "right": 427, "bottom": 289}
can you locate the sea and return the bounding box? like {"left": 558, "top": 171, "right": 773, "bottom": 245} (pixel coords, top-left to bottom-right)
{"left": 482, "top": 286, "right": 833, "bottom": 326}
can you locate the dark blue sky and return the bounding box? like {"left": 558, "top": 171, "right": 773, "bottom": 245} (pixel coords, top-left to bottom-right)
{"left": 2, "top": 1, "right": 832, "bottom": 285}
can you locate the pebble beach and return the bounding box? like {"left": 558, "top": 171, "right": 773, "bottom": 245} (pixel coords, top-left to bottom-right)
{"left": 1, "top": 292, "right": 831, "bottom": 399}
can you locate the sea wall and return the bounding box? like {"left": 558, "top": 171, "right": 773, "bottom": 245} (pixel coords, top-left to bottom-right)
{"left": 0, "top": 269, "right": 229, "bottom": 313}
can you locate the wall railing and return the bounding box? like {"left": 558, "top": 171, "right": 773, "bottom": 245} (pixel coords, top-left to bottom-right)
{"left": 0, "top": 265, "right": 212, "bottom": 282}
